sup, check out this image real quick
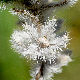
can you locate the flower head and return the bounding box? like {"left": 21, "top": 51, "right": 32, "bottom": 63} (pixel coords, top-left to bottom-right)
{"left": 10, "top": 17, "right": 71, "bottom": 62}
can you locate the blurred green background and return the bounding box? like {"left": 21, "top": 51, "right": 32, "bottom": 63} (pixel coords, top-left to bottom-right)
{"left": 0, "top": 6, "right": 31, "bottom": 80}
{"left": 0, "top": 0, "right": 80, "bottom": 80}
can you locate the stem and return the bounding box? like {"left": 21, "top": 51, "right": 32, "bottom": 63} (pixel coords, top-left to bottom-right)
{"left": 43, "top": 0, "right": 70, "bottom": 9}
{"left": 36, "top": 61, "right": 45, "bottom": 80}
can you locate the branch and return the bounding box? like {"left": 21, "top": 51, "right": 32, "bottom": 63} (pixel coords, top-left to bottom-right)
{"left": 36, "top": 61, "right": 45, "bottom": 80}
{"left": 43, "top": 0, "right": 70, "bottom": 9}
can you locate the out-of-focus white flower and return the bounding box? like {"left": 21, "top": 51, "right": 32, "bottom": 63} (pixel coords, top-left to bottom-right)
{"left": 69, "top": 0, "right": 78, "bottom": 6}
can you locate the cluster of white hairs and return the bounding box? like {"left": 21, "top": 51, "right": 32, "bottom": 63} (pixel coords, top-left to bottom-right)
{"left": 9, "top": 9, "right": 72, "bottom": 80}
{"left": 0, "top": 1, "right": 12, "bottom": 12}
{"left": 0, "top": 0, "right": 78, "bottom": 80}
{"left": 10, "top": 16, "right": 70, "bottom": 61}
{"left": 0, "top": 2, "right": 6, "bottom": 11}
{"left": 69, "top": 0, "right": 78, "bottom": 6}
{"left": 0, "top": 0, "right": 78, "bottom": 11}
